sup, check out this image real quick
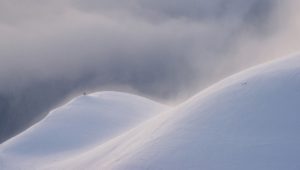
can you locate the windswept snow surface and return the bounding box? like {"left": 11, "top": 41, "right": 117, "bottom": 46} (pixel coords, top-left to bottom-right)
{"left": 0, "top": 92, "right": 168, "bottom": 169}
{"left": 1, "top": 55, "right": 300, "bottom": 170}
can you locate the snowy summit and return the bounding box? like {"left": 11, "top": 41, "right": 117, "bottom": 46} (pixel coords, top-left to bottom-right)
{"left": 1, "top": 54, "right": 300, "bottom": 169}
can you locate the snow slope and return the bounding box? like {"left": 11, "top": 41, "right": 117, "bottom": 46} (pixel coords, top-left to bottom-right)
{"left": 1, "top": 54, "right": 300, "bottom": 170}
{"left": 50, "top": 54, "right": 300, "bottom": 170}
{"left": 0, "top": 92, "right": 168, "bottom": 169}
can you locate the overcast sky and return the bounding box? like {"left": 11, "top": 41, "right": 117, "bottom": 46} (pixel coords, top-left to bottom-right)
{"left": 0, "top": 0, "right": 300, "bottom": 142}
{"left": 1, "top": 0, "right": 299, "bottom": 99}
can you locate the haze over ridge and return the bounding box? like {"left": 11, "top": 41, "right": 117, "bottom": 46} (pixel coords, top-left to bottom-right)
{"left": 0, "top": 0, "right": 299, "bottom": 142}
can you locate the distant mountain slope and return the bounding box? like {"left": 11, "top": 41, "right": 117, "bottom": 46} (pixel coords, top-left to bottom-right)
{"left": 1, "top": 55, "right": 300, "bottom": 170}
{"left": 0, "top": 92, "right": 168, "bottom": 169}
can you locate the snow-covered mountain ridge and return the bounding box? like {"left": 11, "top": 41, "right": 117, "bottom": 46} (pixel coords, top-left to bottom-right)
{"left": 1, "top": 54, "right": 300, "bottom": 170}
{"left": 0, "top": 92, "right": 168, "bottom": 169}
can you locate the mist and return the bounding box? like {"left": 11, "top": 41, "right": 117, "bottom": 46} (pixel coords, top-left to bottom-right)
{"left": 0, "top": 0, "right": 299, "bottom": 143}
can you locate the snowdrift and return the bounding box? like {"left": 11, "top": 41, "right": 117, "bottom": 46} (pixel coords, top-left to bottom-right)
{"left": 1, "top": 54, "right": 300, "bottom": 170}
{"left": 93, "top": 54, "right": 299, "bottom": 170}
{"left": 0, "top": 92, "right": 168, "bottom": 169}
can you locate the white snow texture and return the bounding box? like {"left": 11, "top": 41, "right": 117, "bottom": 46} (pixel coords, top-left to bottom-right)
{"left": 1, "top": 54, "right": 300, "bottom": 170}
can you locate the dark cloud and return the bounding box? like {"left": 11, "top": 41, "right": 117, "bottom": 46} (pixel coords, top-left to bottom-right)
{"left": 1, "top": 0, "right": 299, "bottom": 143}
